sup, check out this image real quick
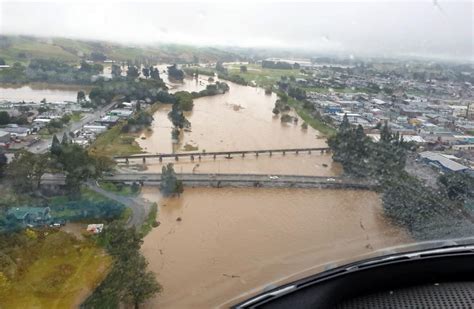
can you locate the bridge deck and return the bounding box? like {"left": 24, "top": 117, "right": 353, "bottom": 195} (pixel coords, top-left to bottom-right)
{"left": 114, "top": 147, "right": 330, "bottom": 161}
{"left": 41, "top": 173, "right": 375, "bottom": 190}
{"left": 102, "top": 173, "right": 375, "bottom": 190}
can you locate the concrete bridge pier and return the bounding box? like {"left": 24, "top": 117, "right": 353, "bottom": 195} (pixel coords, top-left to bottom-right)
{"left": 198, "top": 155, "right": 201, "bottom": 161}
{"left": 283, "top": 151, "right": 286, "bottom": 155}
{"left": 269, "top": 151, "right": 272, "bottom": 157}
{"left": 191, "top": 155, "right": 194, "bottom": 161}
{"left": 308, "top": 150, "right": 311, "bottom": 154}
{"left": 142, "top": 157, "right": 146, "bottom": 164}
{"left": 125, "top": 158, "right": 129, "bottom": 164}
{"left": 227, "top": 153, "right": 231, "bottom": 159}
{"left": 296, "top": 150, "right": 299, "bottom": 155}
{"left": 175, "top": 156, "right": 179, "bottom": 161}
{"left": 242, "top": 153, "right": 245, "bottom": 158}
{"left": 255, "top": 152, "right": 259, "bottom": 157}
{"left": 213, "top": 154, "right": 216, "bottom": 159}
{"left": 159, "top": 156, "right": 163, "bottom": 162}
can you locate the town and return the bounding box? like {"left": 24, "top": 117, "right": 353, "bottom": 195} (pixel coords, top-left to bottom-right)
{"left": 0, "top": 2, "right": 473, "bottom": 307}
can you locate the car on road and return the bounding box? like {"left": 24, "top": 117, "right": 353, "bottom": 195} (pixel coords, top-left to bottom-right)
{"left": 268, "top": 175, "right": 279, "bottom": 180}
{"left": 326, "top": 178, "right": 336, "bottom": 182}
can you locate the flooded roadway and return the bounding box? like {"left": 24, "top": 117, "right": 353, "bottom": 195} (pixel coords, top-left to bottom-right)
{"left": 138, "top": 75, "right": 408, "bottom": 308}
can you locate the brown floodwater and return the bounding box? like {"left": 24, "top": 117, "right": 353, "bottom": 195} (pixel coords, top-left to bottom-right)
{"left": 136, "top": 75, "right": 408, "bottom": 308}
{"left": 0, "top": 83, "right": 89, "bottom": 102}
{"left": 141, "top": 187, "right": 408, "bottom": 308}
{"left": 135, "top": 79, "right": 335, "bottom": 175}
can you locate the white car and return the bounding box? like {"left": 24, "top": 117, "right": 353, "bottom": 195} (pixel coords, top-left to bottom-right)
{"left": 268, "top": 175, "right": 279, "bottom": 180}
{"left": 327, "top": 178, "right": 336, "bottom": 182}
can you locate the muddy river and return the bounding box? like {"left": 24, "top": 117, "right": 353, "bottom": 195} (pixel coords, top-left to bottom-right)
{"left": 137, "top": 75, "right": 408, "bottom": 308}
{"left": 135, "top": 77, "right": 339, "bottom": 176}
{"left": 141, "top": 188, "right": 407, "bottom": 308}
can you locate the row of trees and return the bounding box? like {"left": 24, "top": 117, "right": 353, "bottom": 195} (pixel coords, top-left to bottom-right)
{"left": 328, "top": 115, "right": 473, "bottom": 237}
{"left": 262, "top": 60, "right": 299, "bottom": 70}
{"left": 122, "top": 110, "right": 154, "bottom": 133}
{"left": 83, "top": 223, "right": 161, "bottom": 308}
{"left": 0, "top": 59, "right": 106, "bottom": 84}
{"left": 6, "top": 134, "right": 113, "bottom": 196}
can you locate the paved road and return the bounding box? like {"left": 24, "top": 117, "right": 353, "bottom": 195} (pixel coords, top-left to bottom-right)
{"left": 86, "top": 182, "right": 152, "bottom": 228}
{"left": 28, "top": 101, "right": 116, "bottom": 154}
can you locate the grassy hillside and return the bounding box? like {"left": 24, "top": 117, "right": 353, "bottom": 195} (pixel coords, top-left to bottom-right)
{"left": 0, "top": 35, "right": 240, "bottom": 65}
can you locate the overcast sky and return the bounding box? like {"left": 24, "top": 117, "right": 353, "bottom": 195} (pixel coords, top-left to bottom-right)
{"left": 0, "top": 0, "right": 472, "bottom": 60}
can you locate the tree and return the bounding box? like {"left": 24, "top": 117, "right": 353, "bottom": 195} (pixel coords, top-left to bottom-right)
{"left": 127, "top": 66, "right": 140, "bottom": 79}
{"left": 438, "top": 173, "right": 474, "bottom": 202}
{"left": 168, "top": 103, "right": 190, "bottom": 129}
{"left": 0, "top": 111, "right": 10, "bottom": 125}
{"left": 142, "top": 67, "right": 150, "bottom": 79}
{"left": 77, "top": 90, "right": 86, "bottom": 103}
{"left": 57, "top": 144, "right": 100, "bottom": 196}
{"left": 167, "top": 64, "right": 184, "bottom": 81}
{"left": 61, "top": 132, "right": 69, "bottom": 145}
{"left": 51, "top": 135, "right": 62, "bottom": 157}
{"left": 85, "top": 223, "right": 161, "bottom": 308}
{"left": 6, "top": 150, "right": 49, "bottom": 192}
{"left": 160, "top": 163, "right": 183, "bottom": 196}
{"left": 240, "top": 65, "right": 247, "bottom": 73}
{"left": 111, "top": 64, "right": 122, "bottom": 78}
{"left": 90, "top": 52, "right": 107, "bottom": 62}
{"left": 0, "top": 151, "right": 7, "bottom": 177}
{"left": 174, "top": 91, "right": 194, "bottom": 111}
{"left": 150, "top": 67, "right": 160, "bottom": 80}
{"left": 215, "top": 61, "right": 227, "bottom": 74}
{"left": 121, "top": 254, "right": 161, "bottom": 309}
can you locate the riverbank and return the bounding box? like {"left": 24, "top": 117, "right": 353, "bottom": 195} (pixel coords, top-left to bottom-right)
{"left": 285, "top": 96, "right": 336, "bottom": 136}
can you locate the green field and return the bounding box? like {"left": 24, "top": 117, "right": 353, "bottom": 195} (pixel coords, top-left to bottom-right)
{"left": 285, "top": 97, "right": 336, "bottom": 136}
{"left": 0, "top": 230, "right": 111, "bottom": 308}
{"left": 89, "top": 122, "right": 143, "bottom": 157}
{"left": 226, "top": 63, "right": 306, "bottom": 87}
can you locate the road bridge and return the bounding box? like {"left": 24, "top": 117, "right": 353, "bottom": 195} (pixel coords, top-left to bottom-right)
{"left": 114, "top": 147, "right": 331, "bottom": 164}
{"left": 101, "top": 173, "right": 375, "bottom": 190}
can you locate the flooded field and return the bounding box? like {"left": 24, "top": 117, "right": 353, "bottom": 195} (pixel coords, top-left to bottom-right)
{"left": 0, "top": 83, "right": 88, "bottom": 102}
{"left": 141, "top": 187, "right": 408, "bottom": 308}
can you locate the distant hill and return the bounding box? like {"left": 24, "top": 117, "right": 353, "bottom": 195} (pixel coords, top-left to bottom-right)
{"left": 0, "top": 35, "right": 241, "bottom": 65}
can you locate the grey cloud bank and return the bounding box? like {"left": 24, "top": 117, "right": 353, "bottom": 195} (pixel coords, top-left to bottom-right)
{"left": 0, "top": 1, "right": 472, "bottom": 60}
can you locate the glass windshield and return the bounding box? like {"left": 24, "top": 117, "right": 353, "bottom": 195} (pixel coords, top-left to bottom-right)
{"left": 0, "top": 1, "right": 472, "bottom": 308}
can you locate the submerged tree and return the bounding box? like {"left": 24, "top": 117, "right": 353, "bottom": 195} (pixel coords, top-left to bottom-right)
{"left": 167, "top": 64, "right": 184, "bottom": 81}
{"left": 160, "top": 163, "right": 183, "bottom": 197}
